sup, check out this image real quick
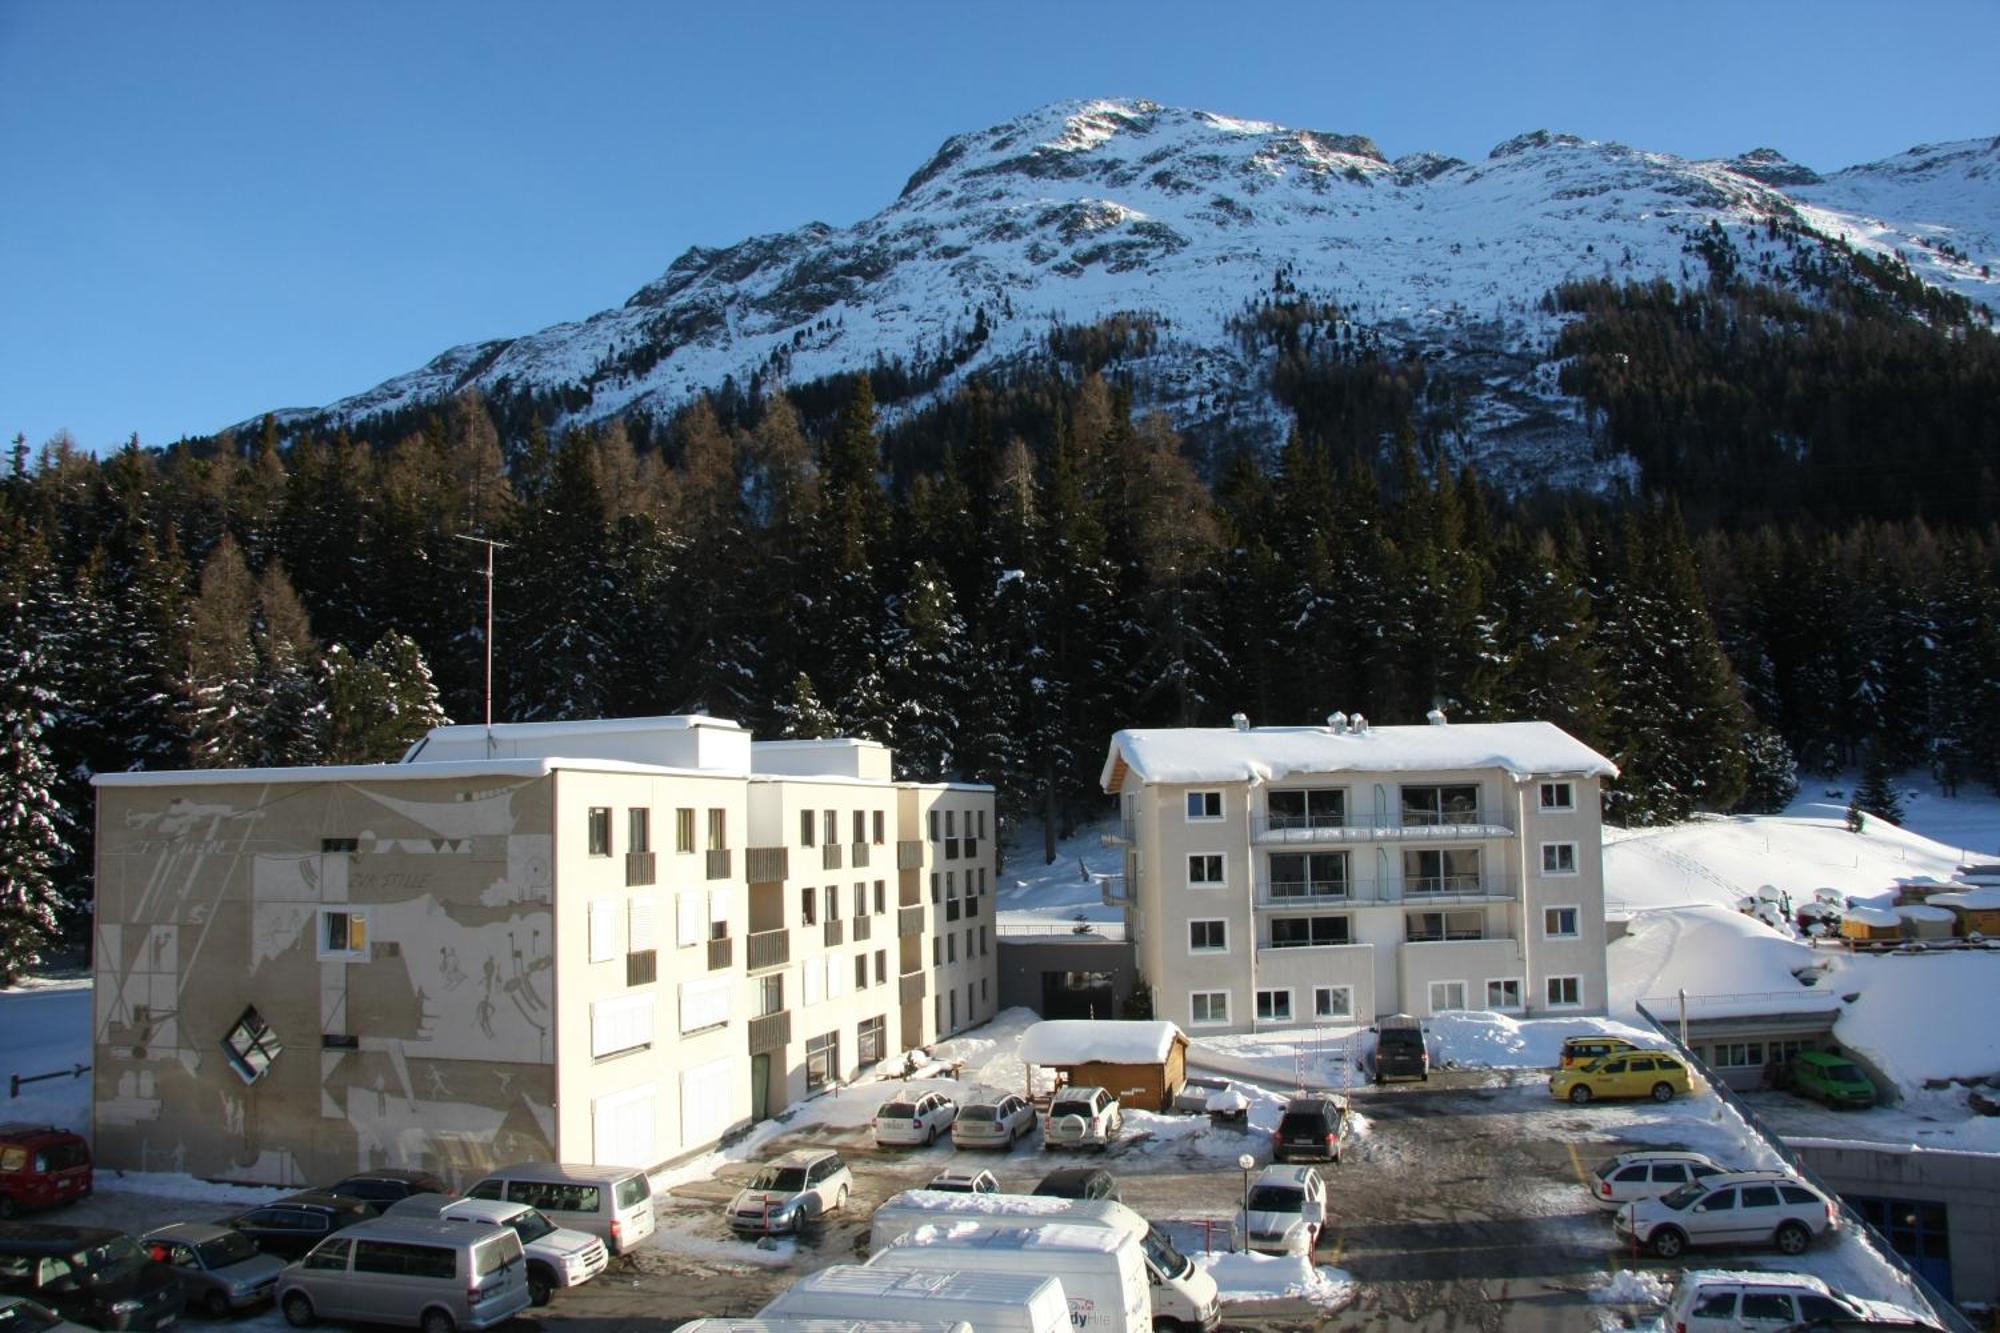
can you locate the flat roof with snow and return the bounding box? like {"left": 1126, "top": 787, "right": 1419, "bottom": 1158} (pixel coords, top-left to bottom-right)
{"left": 1100, "top": 720, "right": 1617, "bottom": 791}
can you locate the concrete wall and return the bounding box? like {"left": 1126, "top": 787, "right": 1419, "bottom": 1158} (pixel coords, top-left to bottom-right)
{"left": 996, "top": 936, "right": 1138, "bottom": 1017}
{"left": 1793, "top": 1141, "right": 2000, "bottom": 1304}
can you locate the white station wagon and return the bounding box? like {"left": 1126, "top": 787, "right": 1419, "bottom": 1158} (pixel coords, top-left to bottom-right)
{"left": 1587, "top": 1150, "right": 1730, "bottom": 1208}
{"left": 1614, "top": 1170, "right": 1837, "bottom": 1259}
{"left": 951, "top": 1094, "right": 1038, "bottom": 1150}
{"left": 872, "top": 1092, "right": 959, "bottom": 1147}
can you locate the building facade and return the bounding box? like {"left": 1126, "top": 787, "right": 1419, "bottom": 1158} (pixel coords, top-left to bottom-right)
{"left": 1099, "top": 715, "right": 1616, "bottom": 1033}
{"left": 92, "top": 716, "right": 995, "bottom": 1186}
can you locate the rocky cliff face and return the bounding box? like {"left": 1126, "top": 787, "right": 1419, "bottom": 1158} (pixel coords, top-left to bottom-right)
{"left": 274, "top": 99, "right": 1999, "bottom": 487}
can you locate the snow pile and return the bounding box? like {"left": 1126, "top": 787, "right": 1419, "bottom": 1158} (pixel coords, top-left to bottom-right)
{"left": 1193, "top": 1251, "right": 1356, "bottom": 1310}
{"left": 1930, "top": 886, "right": 2000, "bottom": 911}
{"left": 1020, "top": 1019, "right": 1183, "bottom": 1066}
{"left": 1424, "top": 1010, "right": 1655, "bottom": 1068}
{"left": 93, "top": 1172, "right": 282, "bottom": 1204}
{"left": 1589, "top": 1269, "right": 1672, "bottom": 1305}
{"left": 1832, "top": 953, "right": 2000, "bottom": 1086}
{"left": 1608, "top": 904, "right": 1834, "bottom": 1016}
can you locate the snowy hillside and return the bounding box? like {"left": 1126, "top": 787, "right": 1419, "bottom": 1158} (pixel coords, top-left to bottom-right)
{"left": 265, "top": 100, "right": 2000, "bottom": 485}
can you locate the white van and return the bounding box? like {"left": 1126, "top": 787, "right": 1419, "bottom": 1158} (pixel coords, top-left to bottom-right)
{"left": 871, "top": 1221, "right": 1148, "bottom": 1333}
{"left": 870, "top": 1190, "right": 1220, "bottom": 1331}
{"left": 276, "top": 1217, "right": 531, "bottom": 1333}
{"left": 760, "top": 1265, "right": 1069, "bottom": 1333}
{"left": 465, "top": 1162, "right": 655, "bottom": 1255}
{"left": 675, "top": 1321, "right": 972, "bottom": 1333}
{"left": 384, "top": 1193, "right": 608, "bottom": 1306}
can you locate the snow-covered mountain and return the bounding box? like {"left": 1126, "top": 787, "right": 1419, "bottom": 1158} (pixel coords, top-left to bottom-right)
{"left": 273, "top": 99, "right": 2000, "bottom": 488}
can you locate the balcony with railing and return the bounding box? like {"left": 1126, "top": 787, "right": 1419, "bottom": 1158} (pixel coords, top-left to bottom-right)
{"left": 944, "top": 898, "right": 961, "bottom": 922}
{"left": 1251, "top": 809, "right": 1515, "bottom": 844}
{"left": 898, "top": 905, "right": 925, "bottom": 937}
{"left": 853, "top": 914, "right": 873, "bottom": 942}
{"left": 1256, "top": 872, "right": 1515, "bottom": 907}
{"left": 823, "top": 917, "right": 845, "bottom": 948}
{"left": 745, "top": 846, "right": 789, "bottom": 884}
{"left": 706, "top": 849, "right": 732, "bottom": 880}
{"left": 821, "top": 843, "right": 843, "bottom": 871}
{"left": 747, "top": 928, "right": 790, "bottom": 972}
{"left": 747, "top": 1009, "right": 791, "bottom": 1055}
{"left": 625, "top": 852, "right": 656, "bottom": 887}
{"left": 850, "top": 842, "right": 869, "bottom": 869}
{"left": 899, "top": 971, "right": 927, "bottom": 1004}
{"left": 897, "top": 840, "right": 925, "bottom": 870}
{"left": 707, "top": 936, "right": 733, "bottom": 971}
{"left": 964, "top": 896, "right": 980, "bottom": 918}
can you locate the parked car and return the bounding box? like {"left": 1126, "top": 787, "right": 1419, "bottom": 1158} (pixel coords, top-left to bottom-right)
{"left": 1614, "top": 1170, "right": 1837, "bottom": 1259}
{"left": 1585, "top": 1151, "right": 1729, "bottom": 1208}
{"left": 1169, "top": 1077, "right": 1234, "bottom": 1114}
{"left": 1550, "top": 1051, "right": 1692, "bottom": 1104}
{"left": 873, "top": 1093, "right": 959, "bottom": 1148}
{"left": 1232, "top": 1166, "right": 1326, "bottom": 1257}
{"left": 274, "top": 1216, "right": 529, "bottom": 1333}
{"left": 950, "top": 1095, "right": 1037, "bottom": 1150}
{"left": 1559, "top": 1035, "right": 1644, "bottom": 1069}
{"left": 924, "top": 1170, "right": 1000, "bottom": 1195}
{"left": 725, "top": 1150, "right": 852, "bottom": 1236}
{"left": 0, "top": 1225, "right": 181, "bottom": 1331}
{"left": 0, "top": 1295, "right": 91, "bottom": 1333}
{"left": 383, "top": 1194, "right": 607, "bottom": 1307}
{"left": 464, "top": 1163, "right": 654, "bottom": 1256}
{"left": 1030, "top": 1168, "right": 1119, "bottom": 1203}
{"left": 0, "top": 1126, "right": 92, "bottom": 1219}
{"left": 1665, "top": 1269, "right": 1934, "bottom": 1333}
{"left": 140, "top": 1223, "right": 284, "bottom": 1317}
{"left": 214, "top": 1192, "right": 373, "bottom": 1261}
{"left": 1272, "top": 1095, "right": 1349, "bottom": 1164}
{"left": 1785, "top": 1052, "right": 1878, "bottom": 1109}
{"left": 321, "top": 1171, "right": 452, "bottom": 1215}
{"left": 1042, "top": 1087, "right": 1122, "bottom": 1151}
{"left": 1374, "top": 1016, "right": 1429, "bottom": 1083}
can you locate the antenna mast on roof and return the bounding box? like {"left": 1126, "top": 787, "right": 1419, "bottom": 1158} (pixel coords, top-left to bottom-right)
{"left": 454, "top": 533, "right": 511, "bottom": 751}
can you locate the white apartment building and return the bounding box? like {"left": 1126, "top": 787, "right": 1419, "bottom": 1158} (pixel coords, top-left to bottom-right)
{"left": 90, "top": 715, "right": 995, "bottom": 1186}
{"left": 1099, "top": 713, "right": 1616, "bottom": 1033}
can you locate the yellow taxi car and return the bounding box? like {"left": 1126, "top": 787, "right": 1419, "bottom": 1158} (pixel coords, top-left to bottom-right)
{"left": 1550, "top": 1050, "right": 1693, "bottom": 1104}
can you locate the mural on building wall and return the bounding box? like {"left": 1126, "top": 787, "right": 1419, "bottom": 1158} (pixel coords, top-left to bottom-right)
{"left": 94, "top": 776, "right": 559, "bottom": 1187}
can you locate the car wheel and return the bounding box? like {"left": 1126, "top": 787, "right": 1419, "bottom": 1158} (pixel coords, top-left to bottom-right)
{"left": 527, "top": 1267, "right": 554, "bottom": 1308}
{"left": 282, "top": 1294, "right": 315, "bottom": 1329}
{"left": 1651, "top": 1081, "right": 1675, "bottom": 1103}
{"left": 1151, "top": 1320, "right": 1188, "bottom": 1333}
{"left": 834, "top": 1185, "right": 849, "bottom": 1212}
{"left": 924, "top": 1125, "right": 936, "bottom": 1146}
{"left": 1568, "top": 1084, "right": 1593, "bottom": 1104}
{"left": 421, "top": 1308, "right": 456, "bottom": 1333}
{"left": 1650, "top": 1227, "right": 1686, "bottom": 1260}
{"left": 1775, "top": 1220, "right": 1812, "bottom": 1255}
{"left": 205, "top": 1290, "right": 233, "bottom": 1320}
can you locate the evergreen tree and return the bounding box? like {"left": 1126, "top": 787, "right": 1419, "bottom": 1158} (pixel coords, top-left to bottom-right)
{"left": 882, "top": 559, "right": 972, "bottom": 780}
{"left": 320, "top": 632, "right": 450, "bottom": 764}
{"left": 183, "top": 536, "right": 262, "bottom": 767}
{"left": 1735, "top": 727, "right": 1800, "bottom": 814}
{"left": 773, "top": 673, "right": 840, "bottom": 740}
{"left": 0, "top": 591, "right": 71, "bottom": 980}
{"left": 1851, "top": 753, "right": 1905, "bottom": 826}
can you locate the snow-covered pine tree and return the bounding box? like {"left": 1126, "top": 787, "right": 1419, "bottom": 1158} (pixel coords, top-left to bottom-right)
{"left": 320, "top": 631, "right": 450, "bottom": 764}
{"left": 882, "top": 558, "right": 971, "bottom": 780}
{"left": 183, "top": 535, "right": 263, "bottom": 768}
{"left": 1851, "top": 753, "right": 1905, "bottom": 826}
{"left": 0, "top": 577, "right": 72, "bottom": 981}
{"left": 774, "top": 673, "right": 840, "bottom": 740}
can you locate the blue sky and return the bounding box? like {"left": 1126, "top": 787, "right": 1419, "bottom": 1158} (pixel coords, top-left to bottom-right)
{"left": 3, "top": 0, "right": 1994, "bottom": 452}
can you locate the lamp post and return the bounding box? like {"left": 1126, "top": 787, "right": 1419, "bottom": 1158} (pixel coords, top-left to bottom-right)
{"left": 1237, "top": 1152, "right": 1255, "bottom": 1252}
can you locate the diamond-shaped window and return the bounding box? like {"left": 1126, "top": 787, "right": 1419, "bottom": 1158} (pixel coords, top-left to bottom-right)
{"left": 221, "top": 1005, "right": 281, "bottom": 1084}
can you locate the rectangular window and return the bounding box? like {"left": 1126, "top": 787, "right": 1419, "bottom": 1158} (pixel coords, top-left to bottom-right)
{"left": 852, "top": 883, "right": 867, "bottom": 918}
{"left": 946, "top": 871, "right": 958, "bottom": 899}
{"left": 800, "top": 810, "right": 815, "bottom": 846}
{"left": 873, "top": 881, "right": 886, "bottom": 914}
{"left": 1543, "top": 906, "right": 1580, "bottom": 938}
{"left": 946, "top": 934, "right": 956, "bottom": 963}
{"left": 1400, "top": 784, "right": 1480, "bottom": 826}
{"left": 805, "top": 1031, "right": 839, "bottom": 1090}
{"left": 1185, "top": 791, "right": 1223, "bottom": 821}
{"left": 1268, "top": 851, "right": 1350, "bottom": 899}
{"left": 1255, "top": 989, "right": 1293, "bottom": 1023}
{"left": 590, "top": 993, "right": 653, "bottom": 1059}
{"left": 317, "top": 907, "right": 370, "bottom": 961}
{"left": 874, "top": 949, "right": 887, "bottom": 985}
{"left": 930, "top": 872, "right": 941, "bottom": 904}
{"left": 675, "top": 807, "right": 695, "bottom": 854}
{"left": 928, "top": 809, "right": 940, "bottom": 841}
{"left": 221, "top": 1005, "right": 281, "bottom": 1084}
{"left": 587, "top": 807, "right": 612, "bottom": 857}
{"left": 1403, "top": 847, "right": 1481, "bottom": 895}
{"left": 1714, "top": 1041, "right": 1767, "bottom": 1068}
{"left": 824, "top": 884, "right": 839, "bottom": 920}
{"left": 678, "top": 977, "right": 731, "bottom": 1034}
{"left": 1190, "top": 991, "right": 1229, "bottom": 1025}
{"left": 980, "top": 925, "right": 989, "bottom": 956}
{"left": 932, "top": 937, "right": 942, "bottom": 966}
{"left": 587, "top": 899, "right": 618, "bottom": 963}
{"left": 754, "top": 973, "right": 784, "bottom": 1018}
{"left": 1541, "top": 842, "right": 1578, "bottom": 876}
{"left": 872, "top": 810, "right": 885, "bottom": 844}
{"left": 1188, "top": 853, "right": 1225, "bottom": 888}
{"left": 1188, "top": 919, "right": 1227, "bottom": 952}
{"left": 1539, "top": 781, "right": 1575, "bottom": 811}
{"left": 1269, "top": 915, "right": 1350, "bottom": 948}
{"left": 707, "top": 809, "right": 726, "bottom": 852}
{"left": 1545, "top": 975, "right": 1582, "bottom": 1008}
{"left": 1429, "top": 980, "right": 1469, "bottom": 1012}
{"left": 854, "top": 954, "right": 869, "bottom": 990}
{"left": 628, "top": 808, "right": 651, "bottom": 855}
{"left": 1406, "top": 909, "right": 1485, "bottom": 942}
{"left": 857, "top": 1016, "right": 886, "bottom": 1066}
{"left": 1486, "top": 978, "right": 1523, "bottom": 1010}
{"left": 1313, "top": 986, "right": 1353, "bottom": 1021}
{"left": 852, "top": 810, "right": 865, "bottom": 844}
{"left": 1266, "top": 787, "right": 1347, "bottom": 830}
{"left": 800, "top": 888, "right": 817, "bottom": 925}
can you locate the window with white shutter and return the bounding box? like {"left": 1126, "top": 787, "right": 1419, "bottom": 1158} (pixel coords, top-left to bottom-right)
{"left": 590, "top": 994, "right": 653, "bottom": 1058}
{"left": 588, "top": 900, "right": 618, "bottom": 963}
{"left": 707, "top": 887, "right": 733, "bottom": 938}
{"left": 676, "top": 892, "right": 704, "bottom": 948}
{"left": 679, "top": 1057, "right": 733, "bottom": 1149}
{"left": 678, "top": 977, "right": 732, "bottom": 1034}
{"left": 802, "top": 956, "right": 824, "bottom": 1006}
{"left": 628, "top": 896, "right": 657, "bottom": 952}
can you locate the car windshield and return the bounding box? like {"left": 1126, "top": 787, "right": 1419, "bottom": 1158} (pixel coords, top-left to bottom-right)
{"left": 78, "top": 1236, "right": 146, "bottom": 1275}
{"left": 1141, "top": 1225, "right": 1191, "bottom": 1280}
{"left": 748, "top": 1167, "right": 808, "bottom": 1192}
{"left": 959, "top": 1106, "right": 996, "bottom": 1122}
{"left": 508, "top": 1209, "right": 556, "bottom": 1243}
{"left": 1247, "top": 1185, "right": 1303, "bottom": 1213}
{"left": 1050, "top": 1100, "right": 1093, "bottom": 1119}
{"left": 1829, "top": 1065, "right": 1868, "bottom": 1083}
{"left": 196, "top": 1232, "right": 260, "bottom": 1269}
{"left": 1657, "top": 1182, "right": 1706, "bottom": 1210}
{"left": 1591, "top": 1158, "right": 1623, "bottom": 1180}
{"left": 877, "top": 1104, "right": 916, "bottom": 1119}
{"left": 0, "top": 1303, "right": 61, "bottom": 1333}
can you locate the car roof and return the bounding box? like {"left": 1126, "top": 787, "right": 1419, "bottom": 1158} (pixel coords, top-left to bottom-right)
{"left": 1610, "top": 1150, "right": 1714, "bottom": 1164}
{"left": 340, "top": 1217, "right": 512, "bottom": 1245}
{"left": 1699, "top": 1171, "right": 1803, "bottom": 1187}
{"left": 0, "top": 1124, "right": 81, "bottom": 1142}
{"left": 1251, "top": 1165, "right": 1317, "bottom": 1187}
{"left": 1678, "top": 1268, "right": 1832, "bottom": 1295}
{"left": 1792, "top": 1051, "right": 1858, "bottom": 1066}
{"left": 143, "top": 1223, "right": 235, "bottom": 1245}
{"left": 963, "top": 1095, "right": 1019, "bottom": 1107}
{"left": 770, "top": 1148, "right": 841, "bottom": 1168}
{"left": 270, "top": 1191, "right": 368, "bottom": 1210}
{"left": 1282, "top": 1096, "right": 1341, "bottom": 1112}
{"left": 482, "top": 1162, "right": 645, "bottom": 1184}
{"left": 333, "top": 1169, "right": 440, "bottom": 1183}
{"left": 1053, "top": 1086, "right": 1107, "bottom": 1097}
{"left": 1037, "top": 1167, "right": 1110, "bottom": 1185}
{"left": 1563, "top": 1034, "right": 1639, "bottom": 1047}
{"left": 929, "top": 1170, "right": 992, "bottom": 1185}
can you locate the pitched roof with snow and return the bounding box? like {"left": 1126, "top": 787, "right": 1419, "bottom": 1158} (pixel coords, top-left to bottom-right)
{"left": 1100, "top": 720, "right": 1617, "bottom": 792}
{"left": 1019, "top": 1019, "right": 1185, "bottom": 1066}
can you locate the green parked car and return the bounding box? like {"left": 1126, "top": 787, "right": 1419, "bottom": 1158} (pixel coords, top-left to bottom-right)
{"left": 1788, "top": 1051, "right": 1877, "bottom": 1108}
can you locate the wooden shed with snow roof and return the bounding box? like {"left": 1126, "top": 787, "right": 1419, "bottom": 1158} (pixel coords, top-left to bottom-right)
{"left": 1929, "top": 887, "right": 2000, "bottom": 937}
{"left": 1893, "top": 904, "right": 1958, "bottom": 941}
{"left": 1839, "top": 905, "right": 1903, "bottom": 944}
{"left": 1019, "top": 1019, "right": 1188, "bottom": 1112}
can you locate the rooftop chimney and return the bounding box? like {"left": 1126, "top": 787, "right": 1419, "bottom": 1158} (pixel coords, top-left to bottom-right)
{"left": 1351, "top": 713, "right": 1368, "bottom": 734}
{"left": 1328, "top": 711, "right": 1348, "bottom": 734}
{"left": 1231, "top": 712, "right": 1250, "bottom": 732}
{"left": 1427, "top": 707, "right": 1448, "bottom": 726}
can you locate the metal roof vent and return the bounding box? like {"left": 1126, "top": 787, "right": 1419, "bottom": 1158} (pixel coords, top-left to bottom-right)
{"left": 1328, "top": 711, "right": 1348, "bottom": 734}
{"left": 1427, "top": 707, "right": 1448, "bottom": 726}
{"left": 1351, "top": 713, "right": 1368, "bottom": 734}
{"left": 1231, "top": 712, "right": 1251, "bottom": 732}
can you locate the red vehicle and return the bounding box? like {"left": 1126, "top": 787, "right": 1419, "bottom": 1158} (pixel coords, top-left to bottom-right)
{"left": 0, "top": 1123, "right": 93, "bottom": 1218}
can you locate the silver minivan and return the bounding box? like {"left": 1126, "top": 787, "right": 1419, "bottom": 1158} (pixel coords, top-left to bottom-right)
{"left": 465, "top": 1163, "right": 654, "bottom": 1256}
{"left": 277, "top": 1217, "right": 530, "bottom": 1333}
{"left": 383, "top": 1194, "right": 607, "bottom": 1306}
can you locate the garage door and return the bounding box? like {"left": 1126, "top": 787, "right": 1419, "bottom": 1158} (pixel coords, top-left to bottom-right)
{"left": 593, "top": 1082, "right": 657, "bottom": 1168}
